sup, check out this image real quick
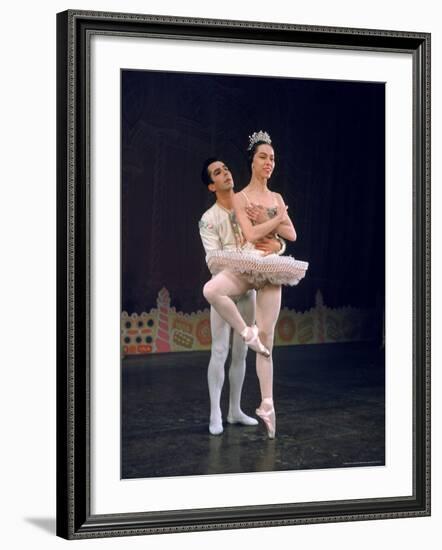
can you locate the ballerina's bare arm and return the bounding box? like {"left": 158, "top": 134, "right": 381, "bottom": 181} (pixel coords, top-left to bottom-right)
{"left": 273, "top": 193, "right": 297, "bottom": 241}
{"left": 232, "top": 192, "right": 286, "bottom": 243}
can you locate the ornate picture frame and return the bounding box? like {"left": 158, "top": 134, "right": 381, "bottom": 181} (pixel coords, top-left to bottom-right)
{"left": 56, "top": 9, "right": 430, "bottom": 539}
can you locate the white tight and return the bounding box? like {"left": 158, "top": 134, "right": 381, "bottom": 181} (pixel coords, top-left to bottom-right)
{"left": 207, "top": 291, "right": 255, "bottom": 426}
{"left": 203, "top": 271, "right": 282, "bottom": 404}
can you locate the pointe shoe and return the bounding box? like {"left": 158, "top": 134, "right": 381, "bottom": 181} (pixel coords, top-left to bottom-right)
{"left": 241, "top": 325, "right": 270, "bottom": 357}
{"left": 256, "top": 403, "right": 276, "bottom": 439}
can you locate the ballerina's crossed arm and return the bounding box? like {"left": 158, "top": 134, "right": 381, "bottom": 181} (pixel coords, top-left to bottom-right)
{"left": 232, "top": 191, "right": 297, "bottom": 244}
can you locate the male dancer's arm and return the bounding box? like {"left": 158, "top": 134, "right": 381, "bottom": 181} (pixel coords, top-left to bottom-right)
{"left": 198, "top": 211, "right": 283, "bottom": 257}
{"left": 254, "top": 235, "right": 286, "bottom": 255}
{"left": 198, "top": 215, "right": 222, "bottom": 257}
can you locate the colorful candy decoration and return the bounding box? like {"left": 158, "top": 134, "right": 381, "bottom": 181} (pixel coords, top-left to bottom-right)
{"left": 277, "top": 316, "right": 296, "bottom": 342}
{"left": 196, "top": 318, "right": 211, "bottom": 346}
{"left": 121, "top": 311, "right": 155, "bottom": 355}
{"left": 121, "top": 288, "right": 378, "bottom": 356}
{"left": 156, "top": 288, "right": 171, "bottom": 353}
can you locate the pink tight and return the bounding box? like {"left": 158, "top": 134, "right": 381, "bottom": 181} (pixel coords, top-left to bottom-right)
{"left": 203, "top": 271, "right": 282, "bottom": 404}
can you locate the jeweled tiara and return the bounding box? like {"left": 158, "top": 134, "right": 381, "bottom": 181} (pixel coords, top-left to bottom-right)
{"left": 247, "top": 130, "right": 272, "bottom": 151}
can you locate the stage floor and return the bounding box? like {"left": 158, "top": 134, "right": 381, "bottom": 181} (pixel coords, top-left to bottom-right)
{"left": 122, "top": 342, "right": 385, "bottom": 479}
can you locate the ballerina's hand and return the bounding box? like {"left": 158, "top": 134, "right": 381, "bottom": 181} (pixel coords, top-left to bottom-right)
{"left": 277, "top": 205, "right": 288, "bottom": 221}
{"left": 245, "top": 203, "right": 268, "bottom": 224}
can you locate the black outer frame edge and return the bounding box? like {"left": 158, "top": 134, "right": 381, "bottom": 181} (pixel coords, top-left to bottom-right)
{"left": 56, "top": 9, "right": 90, "bottom": 539}
{"left": 56, "top": 9, "right": 431, "bottom": 540}
{"left": 413, "top": 35, "right": 431, "bottom": 516}
{"left": 425, "top": 34, "right": 431, "bottom": 516}
{"left": 74, "top": 14, "right": 89, "bottom": 538}
{"left": 71, "top": 11, "right": 428, "bottom": 52}
{"left": 70, "top": 498, "right": 428, "bottom": 539}
{"left": 66, "top": 8, "right": 430, "bottom": 49}
{"left": 56, "top": 10, "right": 69, "bottom": 540}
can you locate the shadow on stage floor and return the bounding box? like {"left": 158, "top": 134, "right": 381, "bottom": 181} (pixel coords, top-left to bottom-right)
{"left": 121, "top": 341, "right": 385, "bottom": 479}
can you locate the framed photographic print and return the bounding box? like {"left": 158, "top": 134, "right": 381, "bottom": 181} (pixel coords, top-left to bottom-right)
{"left": 56, "top": 9, "right": 430, "bottom": 539}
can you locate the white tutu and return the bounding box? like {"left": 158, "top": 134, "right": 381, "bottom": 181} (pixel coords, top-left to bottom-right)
{"left": 206, "top": 249, "right": 309, "bottom": 287}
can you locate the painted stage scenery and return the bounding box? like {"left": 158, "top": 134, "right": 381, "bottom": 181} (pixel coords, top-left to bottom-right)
{"left": 121, "top": 69, "right": 385, "bottom": 479}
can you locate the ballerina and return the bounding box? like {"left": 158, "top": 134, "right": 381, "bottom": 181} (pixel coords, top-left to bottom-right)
{"left": 199, "top": 156, "right": 284, "bottom": 435}
{"left": 203, "top": 131, "right": 308, "bottom": 438}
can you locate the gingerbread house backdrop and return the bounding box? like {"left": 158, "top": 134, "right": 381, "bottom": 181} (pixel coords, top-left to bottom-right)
{"left": 121, "top": 287, "right": 381, "bottom": 357}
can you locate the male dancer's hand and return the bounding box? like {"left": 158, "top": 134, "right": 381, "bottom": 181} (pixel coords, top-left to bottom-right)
{"left": 254, "top": 236, "right": 282, "bottom": 256}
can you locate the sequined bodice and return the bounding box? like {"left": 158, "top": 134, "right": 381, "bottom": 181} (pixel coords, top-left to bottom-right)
{"left": 241, "top": 190, "right": 278, "bottom": 221}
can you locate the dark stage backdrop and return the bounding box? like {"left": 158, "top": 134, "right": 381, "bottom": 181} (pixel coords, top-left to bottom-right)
{"left": 122, "top": 70, "right": 385, "bottom": 315}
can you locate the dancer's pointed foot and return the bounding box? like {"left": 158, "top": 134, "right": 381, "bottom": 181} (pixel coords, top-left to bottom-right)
{"left": 209, "top": 415, "right": 223, "bottom": 435}
{"left": 256, "top": 398, "right": 276, "bottom": 439}
{"left": 227, "top": 410, "right": 259, "bottom": 426}
{"left": 241, "top": 325, "right": 270, "bottom": 357}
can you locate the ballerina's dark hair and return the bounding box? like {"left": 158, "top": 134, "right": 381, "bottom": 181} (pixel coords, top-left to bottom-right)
{"left": 247, "top": 140, "right": 275, "bottom": 168}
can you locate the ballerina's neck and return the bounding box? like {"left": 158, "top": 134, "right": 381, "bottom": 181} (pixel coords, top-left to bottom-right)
{"left": 249, "top": 173, "right": 270, "bottom": 188}
{"left": 243, "top": 184, "right": 274, "bottom": 204}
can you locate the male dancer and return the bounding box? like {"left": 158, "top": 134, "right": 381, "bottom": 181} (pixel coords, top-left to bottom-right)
{"left": 199, "top": 158, "right": 285, "bottom": 435}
